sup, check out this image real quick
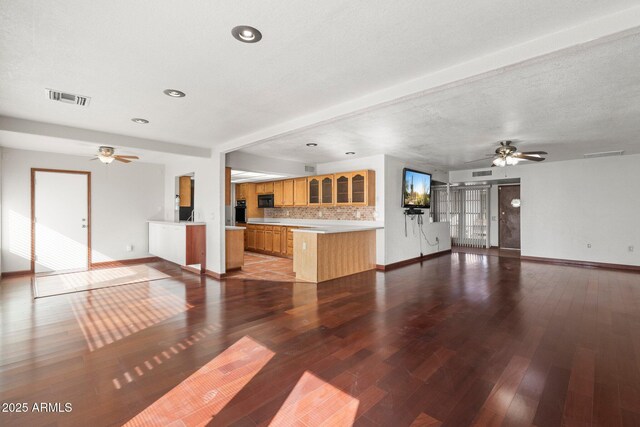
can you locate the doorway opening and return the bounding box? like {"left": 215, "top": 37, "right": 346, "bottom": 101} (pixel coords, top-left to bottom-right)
{"left": 31, "top": 169, "right": 91, "bottom": 275}
{"left": 176, "top": 173, "right": 195, "bottom": 222}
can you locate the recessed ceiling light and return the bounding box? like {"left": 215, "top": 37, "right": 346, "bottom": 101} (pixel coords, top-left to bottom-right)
{"left": 131, "top": 118, "right": 149, "bottom": 124}
{"left": 163, "top": 89, "right": 186, "bottom": 98}
{"left": 231, "top": 26, "right": 262, "bottom": 43}
{"left": 345, "top": 152, "right": 355, "bottom": 155}
{"left": 306, "top": 143, "right": 318, "bottom": 147}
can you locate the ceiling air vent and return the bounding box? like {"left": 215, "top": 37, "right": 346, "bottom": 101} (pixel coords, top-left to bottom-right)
{"left": 472, "top": 170, "right": 492, "bottom": 177}
{"left": 583, "top": 150, "right": 624, "bottom": 159}
{"left": 304, "top": 165, "right": 316, "bottom": 173}
{"left": 46, "top": 89, "right": 91, "bottom": 107}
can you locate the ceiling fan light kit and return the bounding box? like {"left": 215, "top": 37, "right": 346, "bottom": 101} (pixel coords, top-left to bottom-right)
{"left": 91, "top": 146, "right": 140, "bottom": 165}
{"left": 488, "top": 140, "right": 547, "bottom": 167}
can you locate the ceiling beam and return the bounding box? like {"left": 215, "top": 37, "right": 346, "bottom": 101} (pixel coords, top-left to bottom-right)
{"left": 218, "top": 5, "right": 640, "bottom": 153}
{"left": 0, "top": 116, "right": 211, "bottom": 158}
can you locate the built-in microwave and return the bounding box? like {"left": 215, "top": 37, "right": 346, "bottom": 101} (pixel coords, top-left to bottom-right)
{"left": 257, "top": 194, "right": 274, "bottom": 208}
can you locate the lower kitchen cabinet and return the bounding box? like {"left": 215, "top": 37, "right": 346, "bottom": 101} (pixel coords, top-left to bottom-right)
{"left": 244, "top": 224, "right": 298, "bottom": 258}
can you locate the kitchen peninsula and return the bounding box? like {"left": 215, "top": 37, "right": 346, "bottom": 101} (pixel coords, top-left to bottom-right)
{"left": 244, "top": 219, "right": 381, "bottom": 282}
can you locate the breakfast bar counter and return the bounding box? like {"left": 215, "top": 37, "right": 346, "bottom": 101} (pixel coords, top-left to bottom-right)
{"left": 293, "top": 227, "right": 380, "bottom": 283}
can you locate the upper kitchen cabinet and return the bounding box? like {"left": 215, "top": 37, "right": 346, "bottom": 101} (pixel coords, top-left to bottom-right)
{"left": 320, "top": 175, "right": 334, "bottom": 205}
{"left": 283, "top": 179, "right": 294, "bottom": 206}
{"left": 236, "top": 183, "right": 248, "bottom": 201}
{"left": 334, "top": 170, "right": 375, "bottom": 206}
{"left": 256, "top": 181, "right": 274, "bottom": 194}
{"left": 273, "top": 180, "right": 284, "bottom": 206}
{"left": 294, "top": 178, "right": 307, "bottom": 206}
{"left": 308, "top": 177, "right": 320, "bottom": 205}
{"left": 179, "top": 176, "right": 192, "bottom": 207}
{"left": 274, "top": 179, "right": 295, "bottom": 207}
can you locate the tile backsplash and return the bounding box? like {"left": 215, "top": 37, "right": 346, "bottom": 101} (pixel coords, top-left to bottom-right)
{"left": 264, "top": 206, "right": 376, "bottom": 221}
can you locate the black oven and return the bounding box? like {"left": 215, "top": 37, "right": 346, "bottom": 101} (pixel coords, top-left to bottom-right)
{"left": 235, "top": 200, "right": 246, "bottom": 223}
{"left": 257, "top": 194, "right": 274, "bottom": 208}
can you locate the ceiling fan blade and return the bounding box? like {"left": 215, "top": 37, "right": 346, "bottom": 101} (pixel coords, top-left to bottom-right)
{"left": 515, "top": 154, "right": 545, "bottom": 162}
{"left": 519, "top": 151, "right": 548, "bottom": 155}
{"left": 464, "top": 155, "right": 495, "bottom": 164}
{"left": 114, "top": 155, "right": 139, "bottom": 159}
{"left": 114, "top": 157, "right": 131, "bottom": 163}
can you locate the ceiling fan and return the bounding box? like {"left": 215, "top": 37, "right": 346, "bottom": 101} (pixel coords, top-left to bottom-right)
{"left": 466, "top": 140, "right": 548, "bottom": 167}
{"left": 91, "top": 146, "right": 139, "bottom": 164}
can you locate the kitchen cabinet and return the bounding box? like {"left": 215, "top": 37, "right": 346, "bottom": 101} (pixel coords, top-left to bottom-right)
{"left": 335, "top": 173, "right": 350, "bottom": 205}
{"left": 264, "top": 226, "right": 273, "bottom": 252}
{"left": 226, "top": 228, "right": 244, "bottom": 270}
{"left": 236, "top": 183, "right": 248, "bottom": 201}
{"left": 308, "top": 177, "right": 320, "bottom": 205}
{"left": 148, "top": 222, "right": 205, "bottom": 270}
{"left": 255, "top": 225, "right": 265, "bottom": 250}
{"left": 256, "top": 182, "right": 274, "bottom": 195}
{"left": 243, "top": 224, "right": 300, "bottom": 258}
{"left": 333, "top": 170, "right": 375, "bottom": 206}
{"left": 320, "top": 175, "right": 334, "bottom": 205}
{"left": 246, "top": 226, "right": 256, "bottom": 249}
{"left": 273, "top": 181, "right": 284, "bottom": 206}
{"left": 283, "top": 180, "right": 294, "bottom": 206}
{"left": 287, "top": 227, "right": 296, "bottom": 256}
{"left": 273, "top": 227, "right": 282, "bottom": 254}
{"left": 179, "top": 176, "right": 192, "bottom": 207}
{"left": 294, "top": 178, "right": 307, "bottom": 206}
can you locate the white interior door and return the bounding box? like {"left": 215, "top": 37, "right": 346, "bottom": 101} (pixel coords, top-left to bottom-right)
{"left": 34, "top": 171, "right": 89, "bottom": 273}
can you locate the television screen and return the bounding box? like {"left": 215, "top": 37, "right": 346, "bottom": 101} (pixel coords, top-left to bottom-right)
{"left": 402, "top": 168, "right": 431, "bottom": 208}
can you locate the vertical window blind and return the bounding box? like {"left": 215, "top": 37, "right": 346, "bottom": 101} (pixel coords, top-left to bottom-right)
{"left": 431, "top": 186, "right": 489, "bottom": 248}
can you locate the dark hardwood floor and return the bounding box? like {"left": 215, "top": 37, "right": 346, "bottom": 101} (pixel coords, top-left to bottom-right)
{"left": 1, "top": 253, "right": 640, "bottom": 426}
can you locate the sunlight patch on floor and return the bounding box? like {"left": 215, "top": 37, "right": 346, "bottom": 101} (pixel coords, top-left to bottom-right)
{"left": 124, "top": 336, "right": 274, "bottom": 426}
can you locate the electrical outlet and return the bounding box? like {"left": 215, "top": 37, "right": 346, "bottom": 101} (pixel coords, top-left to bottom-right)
{"left": 356, "top": 210, "right": 361, "bottom": 219}
{"left": 318, "top": 211, "right": 323, "bottom": 217}
{"left": 302, "top": 242, "right": 307, "bottom": 250}
{"left": 587, "top": 243, "right": 592, "bottom": 248}
{"left": 629, "top": 246, "right": 635, "bottom": 252}
{"left": 126, "top": 245, "right": 133, "bottom": 252}
{"left": 286, "top": 211, "right": 290, "bottom": 216}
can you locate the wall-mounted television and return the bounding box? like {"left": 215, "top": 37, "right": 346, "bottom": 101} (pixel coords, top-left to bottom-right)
{"left": 402, "top": 168, "right": 431, "bottom": 209}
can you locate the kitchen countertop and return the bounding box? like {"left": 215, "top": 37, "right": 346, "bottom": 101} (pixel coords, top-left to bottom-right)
{"left": 148, "top": 220, "right": 206, "bottom": 226}
{"left": 292, "top": 225, "right": 382, "bottom": 234}
{"left": 246, "top": 219, "right": 382, "bottom": 234}
{"left": 226, "top": 225, "right": 246, "bottom": 230}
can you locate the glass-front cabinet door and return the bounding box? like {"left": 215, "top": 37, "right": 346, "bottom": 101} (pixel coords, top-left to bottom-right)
{"left": 308, "top": 177, "right": 320, "bottom": 205}
{"left": 351, "top": 172, "right": 366, "bottom": 204}
{"left": 335, "top": 174, "right": 350, "bottom": 205}
{"left": 320, "top": 175, "right": 334, "bottom": 205}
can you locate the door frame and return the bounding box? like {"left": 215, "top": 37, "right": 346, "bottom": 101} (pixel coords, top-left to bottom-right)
{"left": 30, "top": 168, "right": 92, "bottom": 273}
{"left": 497, "top": 184, "right": 521, "bottom": 250}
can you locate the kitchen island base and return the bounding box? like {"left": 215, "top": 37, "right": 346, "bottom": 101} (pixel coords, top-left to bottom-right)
{"left": 293, "top": 229, "right": 376, "bottom": 282}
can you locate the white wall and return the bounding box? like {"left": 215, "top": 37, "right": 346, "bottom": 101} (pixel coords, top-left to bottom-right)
{"left": 490, "top": 185, "right": 499, "bottom": 247}
{"left": 163, "top": 151, "right": 226, "bottom": 274}
{"left": 384, "top": 156, "right": 451, "bottom": 265}
{"left": 1, "top": 148, "right": 165, "bottom": 273}
{"left": 450, "top": 154, "right": 640, "bottom": 266}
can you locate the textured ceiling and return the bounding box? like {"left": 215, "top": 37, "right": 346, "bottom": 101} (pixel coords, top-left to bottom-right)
{"left": 239, "top": 30, "right": 640, "bottom": 170}
{"left": 1, "top": 0, "right": 638, "bottom": 152}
